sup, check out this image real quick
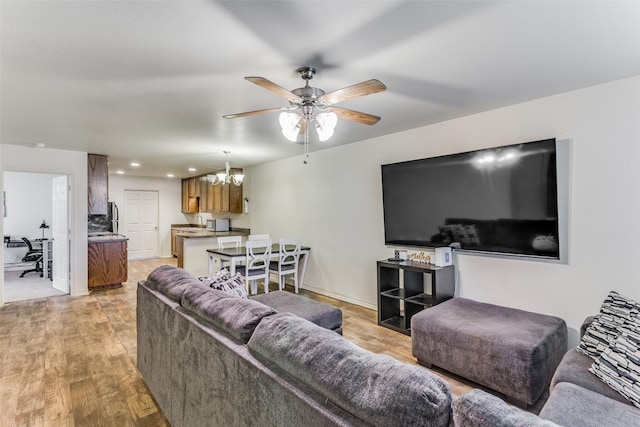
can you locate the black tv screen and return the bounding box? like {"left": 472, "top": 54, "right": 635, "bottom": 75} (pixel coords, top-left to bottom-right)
{"left": 381, "top": 138, "right": 560, "bottom": 258}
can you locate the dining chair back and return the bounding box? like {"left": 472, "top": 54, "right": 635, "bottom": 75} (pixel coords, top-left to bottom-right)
{"left": 216, "top": 236, "right": 242, "bottom": 270}
{"left": 269, "top": 237, "right": 301, "bottom": 293}
{"left": 248, "top": 234, "right": 270, "bottom": 241}
{"left": 238, "top": 239, "right": 272, "bottom": 295}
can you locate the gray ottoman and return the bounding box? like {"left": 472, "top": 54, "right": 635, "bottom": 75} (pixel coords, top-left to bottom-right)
{"left": 411, "top": 298, "right": 567, "bottom": 407}
{"left": 251, "top": 291, "right": 343, "bottom": 334}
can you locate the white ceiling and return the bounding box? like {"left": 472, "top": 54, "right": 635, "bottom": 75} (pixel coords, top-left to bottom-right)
{"left": 2, "top": 1, "right": 639, "bottom": 178}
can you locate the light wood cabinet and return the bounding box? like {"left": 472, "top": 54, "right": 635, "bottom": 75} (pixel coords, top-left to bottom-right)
{"left": 171, "top": 228, "right": 179, "bottom": 256}
{"left": 182, "top": 171, "right": 243, "bottom": 214}
{"left": 88, "top": 154, "right": 109, "bottom": 215}
{"left": 181, "top": 177, "right": 199, "bottom": 213}
{"left": 88, "top": 239, "right": 128, "bottom": 289}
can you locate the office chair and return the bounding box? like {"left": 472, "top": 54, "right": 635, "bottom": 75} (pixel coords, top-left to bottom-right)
{"left": 20, "top": 237, "right": 43, "bottom": 277}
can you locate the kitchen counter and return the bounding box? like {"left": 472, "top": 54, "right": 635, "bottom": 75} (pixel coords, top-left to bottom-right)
{"left": 174, "top": 229, "right": 249, "bottom": 238}
{"left": 173, "top": 228, "right": 250, "bottom": 277}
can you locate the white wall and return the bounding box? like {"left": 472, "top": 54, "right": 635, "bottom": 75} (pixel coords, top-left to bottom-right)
{"left": 3, "top": 171, "right": 56, "bottom": 240}
{"left": 0, "top": 145, "right": 88, "bottom": 303}
{"left": 247, "top": 75, "right": 640, "bottom": 347}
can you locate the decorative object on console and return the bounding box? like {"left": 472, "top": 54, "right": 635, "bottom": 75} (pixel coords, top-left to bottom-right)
{"left": 409, "top": 251, "right": 431, "bottom": 264}
{"left": 434, "top": 247, "right": 452, "bottom": 267}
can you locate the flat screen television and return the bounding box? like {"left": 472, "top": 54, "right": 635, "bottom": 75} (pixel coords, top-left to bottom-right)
{"left": 381, "top": 138, "right": 560, "bottom": 259}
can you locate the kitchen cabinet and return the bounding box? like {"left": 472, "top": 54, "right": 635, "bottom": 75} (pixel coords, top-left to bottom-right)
{"left": 182, "top": 171, "right": 243, "bottom": 214}
{"left": 181, "top": 177, "right": 199, "bottom": 213}
{"left": 88, "top": 154, "right": 109, "bottom": 215}
{"left": 88, "top": 238, "right": 128, "bottom": 289}
{"left": 171, "top": 228, "right": 179, "bottom": 256}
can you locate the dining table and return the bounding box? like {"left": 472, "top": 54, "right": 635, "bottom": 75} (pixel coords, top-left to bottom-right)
{"left": 206, "top": 243, "right": 311, "bottom": 286}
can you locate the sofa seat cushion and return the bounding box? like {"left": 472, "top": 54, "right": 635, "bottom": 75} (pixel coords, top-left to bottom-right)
{"left": 182, "top": 285, "right": 276, "bottom": 343}
{"left": 540, "top": 382, "right": 640, "bottom": 427}
{"left": 247, "top": 313, "right": 452, "bottom": 427}
{"left": 147, "top": 265, "right": 208, "bottom": 302}
{"left": 551, "top": 349, "right": 631, "bottom": 405}
{"left": 250, "top": 291, "right": 342, "bottom": 332}
{"left": 452, "top": 389, "right": 560, "bottom": 427}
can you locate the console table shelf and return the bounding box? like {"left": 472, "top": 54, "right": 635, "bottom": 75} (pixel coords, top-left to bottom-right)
{"left": 377, "top": 260, "right": 455, "bottom": 335}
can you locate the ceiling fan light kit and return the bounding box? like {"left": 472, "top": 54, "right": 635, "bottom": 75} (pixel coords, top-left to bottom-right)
{"left": 224, "top": 66, "right": 386, "bottom": 155}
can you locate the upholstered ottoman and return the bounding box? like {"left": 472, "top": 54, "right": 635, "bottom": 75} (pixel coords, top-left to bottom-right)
{"left": 251, "top": 291, "right": 343, "bottom": 334}
{"left": 411, "top": 298, "right": 567, "bottom": 407}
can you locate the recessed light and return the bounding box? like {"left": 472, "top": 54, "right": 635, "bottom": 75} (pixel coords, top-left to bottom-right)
{"left": 131, "top": 162, "right": 140, "bottom": 167}
{"left": 116, "top": 170, "right": 124, "bottom": 174}
{"left": 188, "top": 167, "right": 197, "bottom": 172}
{"left": 34, "top": 143, "right": 46, "bottom": 148}
{"left": 167, "top": 173, "right": 174, "bottom": 178}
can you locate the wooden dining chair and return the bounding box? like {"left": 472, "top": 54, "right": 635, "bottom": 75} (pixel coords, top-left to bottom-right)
{"left": 236, "top": 239, "right": 272, "bottom": 295}
{"left": 216, "top": 236, "right": 242, "bottom": 270}
{"left": 269, "top": 237, "right": 301, "bottom": 293}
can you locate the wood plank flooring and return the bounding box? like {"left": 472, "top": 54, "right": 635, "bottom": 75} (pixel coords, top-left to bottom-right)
{"left": 0, "top": 257, "right": 538, "bottom": 426}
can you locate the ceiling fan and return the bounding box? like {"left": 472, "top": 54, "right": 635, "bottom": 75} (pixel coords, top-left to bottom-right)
{"left": 223, "top": 66, "right": 386, "bottom": 156}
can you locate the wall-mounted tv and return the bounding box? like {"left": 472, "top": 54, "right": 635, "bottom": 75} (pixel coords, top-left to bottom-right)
{"left": 381, "top": 138, "right": 560, "bottom": 259}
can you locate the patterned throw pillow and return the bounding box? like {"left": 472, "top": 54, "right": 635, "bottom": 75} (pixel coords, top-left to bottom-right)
{"left": 199, "top": 269, "right": 248, "bottom": 299}
{"left": 577, "top": 291, "right": 640, "bottom": 359}
{"left": 589, "top": 319, "right": 640, "bottom": 408}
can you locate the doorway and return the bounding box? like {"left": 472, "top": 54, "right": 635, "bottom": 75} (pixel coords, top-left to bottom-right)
{"left": 2, "top": 171, "right": 71, "bottom": 303}
{"left": 124, "top": 190, "right": 159, "bottom": 260}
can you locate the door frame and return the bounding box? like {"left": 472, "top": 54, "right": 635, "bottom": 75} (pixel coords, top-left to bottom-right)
{"left": 1, "top": 171, "right": 71, "bottom": 304}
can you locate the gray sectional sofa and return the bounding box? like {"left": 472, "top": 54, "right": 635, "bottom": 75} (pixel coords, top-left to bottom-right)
{"left": 137, "top": 265, "right": 452, "bottom": 427}
{"left": 452, "top": 317, "right": 640, "bottom": 426}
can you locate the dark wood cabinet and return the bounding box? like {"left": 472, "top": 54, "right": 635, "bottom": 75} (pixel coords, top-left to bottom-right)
{"left": 88, "top": 154, "right": 109, "bottom": 215}
{"left": 88, "top": 239, "right": 128, "bottom": 289}
{"left": 377, "top": 260, "right": 455, "bottom": 335}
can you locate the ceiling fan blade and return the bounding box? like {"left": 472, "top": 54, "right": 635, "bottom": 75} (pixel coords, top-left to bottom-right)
{"left": 245, "top": 77, "right": 303, "bottom": 104}
{"left": 329, "top": 106, "right": 381, "bottom": 125}
{"left": 318, "top": 79, "right": 386, "bottom": 106}
{"left": 223, "top": 107, "right": 284, "bottom": 119}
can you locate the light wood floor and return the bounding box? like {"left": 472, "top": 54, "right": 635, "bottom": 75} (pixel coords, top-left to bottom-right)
{"left": 0, "top": 257, "right": 537, "bottom": 426}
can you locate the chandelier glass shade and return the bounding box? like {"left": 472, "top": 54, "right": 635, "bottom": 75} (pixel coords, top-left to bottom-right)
{"left": 207, "top": 151, "right": 244, "bottom": 186}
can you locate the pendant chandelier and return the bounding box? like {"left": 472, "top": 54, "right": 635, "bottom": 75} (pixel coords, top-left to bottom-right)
{"left": 207, "top": 151, "right": 244, "bottom": 186}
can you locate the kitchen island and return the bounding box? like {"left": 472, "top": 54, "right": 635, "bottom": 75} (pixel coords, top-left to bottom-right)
{"left": 88, "top": 234, "right": 129, "bottom": 289}
{"left": 174, "top": 227, "right": 250, "bottom": 277}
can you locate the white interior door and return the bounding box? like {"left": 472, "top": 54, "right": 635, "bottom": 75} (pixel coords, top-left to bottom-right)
{"left": 125, "top": 190, "right": 159, "bottom": 259}
{"left": 51, "top": 175, "right": 69, "bottom": 293}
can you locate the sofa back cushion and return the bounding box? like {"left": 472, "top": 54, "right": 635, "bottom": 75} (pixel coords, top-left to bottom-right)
{"left": 247, "top": 313, "right": 452, "bottom": 427}
{"left": 182, "top": 286, "right": 276, "bottom": 343}
{"left": 146, "top": 265, "right": 208, "bottom": 303}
